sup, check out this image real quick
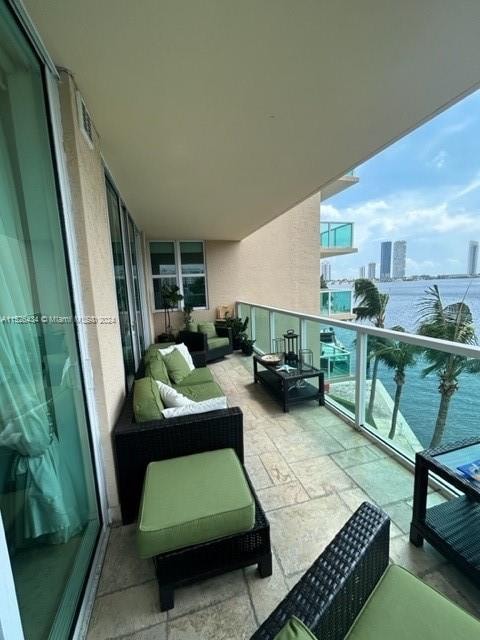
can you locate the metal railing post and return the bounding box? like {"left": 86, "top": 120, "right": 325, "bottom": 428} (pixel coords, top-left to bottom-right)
{"left": 251, "top": 306, "right": 256, "bottom": 345}
{"left": 269, "top": 310, "right": 275, "bottom": 352}
{"left": 355, "top": 331, "right": 367, "bottom": 429}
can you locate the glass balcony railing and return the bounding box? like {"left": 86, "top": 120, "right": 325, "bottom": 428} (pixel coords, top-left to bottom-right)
{"left": 320, "top": 289, "right": 353, "bottom": 315}
{"left": 237, "top": 300, "right": 480, "bottom": 466}
{"left": 320, "top": 222, "right": 353, "bottom": 248}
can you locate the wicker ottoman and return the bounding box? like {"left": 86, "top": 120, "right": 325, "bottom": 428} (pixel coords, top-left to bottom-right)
{"left": 137, "top": 448, "right": 272, "bottom": 610}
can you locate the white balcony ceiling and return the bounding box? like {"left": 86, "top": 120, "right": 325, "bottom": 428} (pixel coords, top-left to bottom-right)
{"left": 25, "top": 0, "right": 480, "bottom": 240}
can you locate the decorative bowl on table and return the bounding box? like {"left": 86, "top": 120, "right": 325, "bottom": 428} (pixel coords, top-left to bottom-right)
{"left": 260, "top": 353, "right": 283, "bottom": 366}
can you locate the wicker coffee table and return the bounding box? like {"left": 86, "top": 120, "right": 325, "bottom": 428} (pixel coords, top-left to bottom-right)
{"left": 253, "top": 355, "right": 324, "bottom": 413}
{"left": 410, "top": 437, "right": 480, "bottom": 585}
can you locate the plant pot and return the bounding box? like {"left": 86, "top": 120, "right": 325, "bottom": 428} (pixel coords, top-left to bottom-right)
{"left": 241, "top": 344, "right": 254, "bottom": 356}
{"left": 157, "top": 333, "right": 175, "bottom": 344}
{"left": 232, "top": 336, "right": 243, "bottom": 350}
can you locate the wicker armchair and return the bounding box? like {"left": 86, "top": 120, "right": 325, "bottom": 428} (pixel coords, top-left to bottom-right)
{"left": 250, "top": 502, "right": 390, "bottom": 640}
{"left": 112, "top": 387, "right": 244, "bottom": 524}
{"left": 178, "top": 325, "right": 233, "bottom": 362}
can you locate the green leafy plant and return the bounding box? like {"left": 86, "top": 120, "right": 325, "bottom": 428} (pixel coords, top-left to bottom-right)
{"left": 417, "top": 285, "right": 480, "bottom": 447}
{"left": 353, "top": 278, "right": 390, "bottom": 422}
{"left": 160, "top": 283, "right": 183, "bottom": 338}
{"left": 371, "top": 326, "right": 420, "bottom": 439}
{"left": 183, "top": 304, "right": 194, "bottom": 331}
{"left": 224, "top": 313, "right": 249, "bottom": 349}
{"left": 239, "top": 332, "right": 255, "bottom": 356}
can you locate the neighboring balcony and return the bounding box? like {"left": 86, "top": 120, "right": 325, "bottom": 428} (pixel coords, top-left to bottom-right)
{"left": 320, "top": 221, "right": 358, "bottom": 257}
{"left": 320, "top": 288, "right": 355, "bottom": 321}
{"left": 321, "top": 171, "right": 359, "bottom": 200}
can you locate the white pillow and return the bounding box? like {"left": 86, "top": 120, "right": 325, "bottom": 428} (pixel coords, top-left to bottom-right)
{"left": 162, "top": 396, "right": 227, "bottom": 418}
{"left": 158, "top": 342, "right": 194, "bottom": 372}
{"left": 156, "top": 380, "right": 192, "bottom": 408}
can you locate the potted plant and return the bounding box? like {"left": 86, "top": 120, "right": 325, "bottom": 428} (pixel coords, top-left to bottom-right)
{"left": 158, "top": 283, "right": 183, "bottom": 342}
{"left": 183, "top": 304, "right": 194, "bottom": 331}
{"left": 239, "top": 333, "right": 256, "bottom": 356}
{"left": 224, "top": 314, "right": 249, "bottom": 350}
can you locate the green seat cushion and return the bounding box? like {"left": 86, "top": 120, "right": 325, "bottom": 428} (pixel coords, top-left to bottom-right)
{"left": 137, "top": 449, "right": 255, "bottom": 558}
{"left": 145, "top": 356, "right": 170, "bottom": 385}
{"left": 133, "top": 377, "right": 165, "bottom": 423}
{"left": 174, "top": 367, "right": 214, "bottom": 386}
{"left": 162, "top": 347, "right": 191, "bottom": 383}
{"left": 198, "top": 321, "right": 217, "bottom": 339}
{"left": 172, "top": 381, "right": 224, "bottom": 402}
{"left": 207, "top": 336, "right": 230, "bottom": 349}
{"left": 274, "top": 617, "right": 318, "bottom": 640}
{"left": 346, "top": 564, "right": 480, "bottom": 640}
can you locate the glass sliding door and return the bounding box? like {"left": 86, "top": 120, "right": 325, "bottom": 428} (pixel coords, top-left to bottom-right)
{"left": 0, "top": 2, "right": 100, "bottom": 639}
{"left": 105, "top": 178, "right": 136, "bottom": 388}
{"left": 127, "top": 215, "right": 146, "bottom": 355}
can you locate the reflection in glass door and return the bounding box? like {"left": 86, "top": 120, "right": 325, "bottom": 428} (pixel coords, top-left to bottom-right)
{"left": 0, "top": 3, "right": 100, "bottom": 638}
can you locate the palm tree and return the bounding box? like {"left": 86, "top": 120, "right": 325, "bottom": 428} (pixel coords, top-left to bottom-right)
{"left": 372, "top": 326, "right": 419, "bottom": 439}
{"left": 353, "top": 278, "right": 390, "bottom": 420}
{"left": 417, "top": 285, "right": 480, "bottom": 447}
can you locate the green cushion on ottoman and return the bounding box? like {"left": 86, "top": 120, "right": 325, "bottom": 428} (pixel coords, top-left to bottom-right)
{"left": 172, "top": 381, "right": 224, "bottom": 402}
{"left": 137, "top": 449, "right": 255, "bottom": 558}
{"left": 198, "top": 321, "right": 217, "bottom": 339}
{"left": 133, "top": 377, "right": 164, "bottom": 423}
{"left": 145, "top": 357, "right": 170, "bottom": 386}
{"left": 346, "top": 564, "right": 480, "bottom": 640}
{"left": 174, "top": 367, "right": 214, "bottom": 386}
{"left": 207, "top": 336, "right": 230, "bottom": 349}
{"left": 274, "top": 617, "right": 318, "bottom": 640}
{"left": 162, "top": 348, "right": 191, "bottom": 383}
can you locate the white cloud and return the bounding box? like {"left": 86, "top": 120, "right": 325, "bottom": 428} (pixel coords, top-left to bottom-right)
{"left": 430, "top": 149, "right": 447, "bottom": 169}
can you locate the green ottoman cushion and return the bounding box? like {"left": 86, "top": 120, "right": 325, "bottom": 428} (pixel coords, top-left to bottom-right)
{"left": 174, "top": 367, "right": 214, "bottom": 386}
{"left": 274, "top": 617, "right": 318, "bottom": 640}
{"left": 198, "top": 321, "right": 217, "bottom": 339}
{"left": 133, "top": 377, "right": 165, "bottom": 423}
{"left": 172, "top": 381, "right": 224, "bottom": 402}
{"left": 145, "top": 357, "right": 170, "bottom": 386}
{"left": 137, "top": 449, "right": 255, "bottom": 558}
{"left": 208, "top": 336, "right": 230, "bottom": 349}
{"left": 162, "top": 347, "right": 191, "bottom": 383}
{"left": 346, "top": 564, "right": 480, "bottom": 640}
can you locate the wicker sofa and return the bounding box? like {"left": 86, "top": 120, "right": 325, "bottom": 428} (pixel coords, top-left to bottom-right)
{"left": 250, "top": 502, "right": 480, "bottom": 640}
{"left": 178, "top": 322, "right": 233, "bottom": 362}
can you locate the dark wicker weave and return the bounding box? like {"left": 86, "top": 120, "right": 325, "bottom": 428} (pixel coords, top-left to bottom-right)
{"left": 250, "top": 502, "right": 390, "bottom": 640}
{"left": 410, "top": 437, "right": 480, "bottom": 585}
{"left": 155, "top": 471, "right": 272, "bottom": 611}
{"left": 178, "top": 325, "right": 233, "bottom": 362}
{"left": 112, "top": 387, "right": 244, "bottom": 524}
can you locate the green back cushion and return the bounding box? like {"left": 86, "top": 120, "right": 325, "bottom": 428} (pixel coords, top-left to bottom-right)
{"left": 273, "top": 617, "right": 318, "bottom": 640}
{"left": 137, "top": 449, "right": 255, "bottom": 558}
{"left": 347, "top": 564, "right": 480, "bottom": 640}
{"left": 143, "top": 345, "right": 160, "bottom": 365}
{"left": 162, "top": 348, "right": 190, "bottom": 384}
{"left": 133, "top": 377, "right": 164, "bottom": 423}
{"left": 197, "top": 321, "right": 217, "bottom": 339}
{"left": 145, "top": 356, "right": 170, "bottom": 385}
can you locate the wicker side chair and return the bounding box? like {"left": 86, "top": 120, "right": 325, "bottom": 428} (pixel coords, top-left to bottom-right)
{"left": 250, "top": 502, "right": 390, "bottom": 640}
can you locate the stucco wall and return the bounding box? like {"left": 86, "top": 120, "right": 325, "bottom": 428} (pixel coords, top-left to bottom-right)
{"left": 59, "top": 71, "right": 125, "bottom": 520}
{"left": 151, "top": 193, "right": 320, "bottom": 336}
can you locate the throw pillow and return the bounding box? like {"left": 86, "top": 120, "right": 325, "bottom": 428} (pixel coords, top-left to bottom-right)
{"left": 158, "top": 342, "right": 195, "bottom": 372}
{"left": 273, "top": 617, "right": 318, "bottom": 640}
{"left": 162, "top": 348, "right": 191, "bottom": 383}
{"left": 145, "top": 357, "right": 170, "bottom": 385}
{"left": 133, "top": 377, "right": 165, "bottom": 423}
{"left": 161, "top": 396, "right": 227, "bottom": 418}
{"left": 197, "top": 321, "right": 217, "bottom": 340}
{"left": 156, "top": 380, "right": 192, "bottom": 408}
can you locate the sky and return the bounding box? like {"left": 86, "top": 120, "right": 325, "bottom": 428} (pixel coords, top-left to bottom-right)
{"left": 323, "top": 88, "right": 480, "bottom": 280}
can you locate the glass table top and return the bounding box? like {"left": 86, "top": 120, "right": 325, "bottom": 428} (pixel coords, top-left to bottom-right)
{"left": 434, "top": 443, "right": 480, "bottom": 483}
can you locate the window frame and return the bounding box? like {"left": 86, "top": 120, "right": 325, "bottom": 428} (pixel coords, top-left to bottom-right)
{"left": 149, "top": 240, "right": 208, "bottom": 312}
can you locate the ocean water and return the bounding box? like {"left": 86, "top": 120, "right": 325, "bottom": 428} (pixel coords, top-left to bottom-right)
{"left": 338, "top": 278, "right": 480, "bottom": 447}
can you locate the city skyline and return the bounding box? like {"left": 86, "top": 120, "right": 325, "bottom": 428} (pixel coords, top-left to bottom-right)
{"left": 380, "top": 241, "right": 392, "bottom": 281}
{"left": 321, "top": 88, "right": 480, "bottom": 280}
{"left": 392, "top": 240, "right": 407, "bottom": 278}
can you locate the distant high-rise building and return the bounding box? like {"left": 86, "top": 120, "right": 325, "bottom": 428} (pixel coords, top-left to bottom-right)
{"left": 380, "top": 241, "right": 392, "bottom": 281}
{"left": 359, "top": 265, "right": 366, "bottom": 278}
{"left": 392, "top": 240, "right": 407, "bottom": 278}
{"left": 468, "top": 240, "right": 479, "bottom": 276}
{"left": 321, "top": 261, "right": 331, "bottom": 282}
{"left": 368, "top": 262, "right": 376, "bottom": 280}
